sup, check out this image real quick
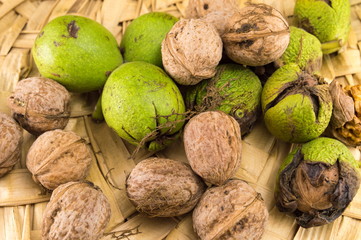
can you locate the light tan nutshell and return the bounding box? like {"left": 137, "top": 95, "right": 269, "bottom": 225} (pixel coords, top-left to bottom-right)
{"left": 0, "top": 112, "right": 23, "bottom": 177}
{"left": 8, "top": 77, "right": 70, "bottom": 135}
{"left": 222, "top": 3, "right": 290, "bottom": 66}
{"left": 162, "top": 18, "right": 223, "bottom": 85}
{"left": 185, "top": 0, "right": 239, "bottom": 35}
{"left": 27, "top": 129, "right": 92, "bottom": 190}
{"left": 42, "top": 181, "right": 111, "bottom": 240}
{"left": 126, "top": 157, "right": 206, "bottom": 217}
{"left": 183, "top": 111, "right": 242, "bottom": 185}
{"left": 193, "top": 179, "right": 269, "bottom": 240}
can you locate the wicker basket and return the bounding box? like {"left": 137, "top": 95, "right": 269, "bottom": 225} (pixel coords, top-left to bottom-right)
{"left": 0, "top": 0, "right": 361, "bottom": 239}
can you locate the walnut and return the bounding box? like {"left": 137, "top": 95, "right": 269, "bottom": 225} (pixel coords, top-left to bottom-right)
{"left": 8, "top": 77, "right": 71, "bottom": 135}
{"left": 193, "top": 179, "right": 269, "bottom": 240}
{"left": 185, "top": 0, "right": 239, "bottom": 35}
{"left": 0, "top": 112, "right": 23, "bottom": 177}
{"left": 161, "top": 18, "right": 223, "bottom": 85}
{"left": 183, "top": 111, "right": 242, "bottom": 185}
{"left": 222, "top": 3, "right": 290, "bottom": 66}
{"left": 126, "top": 157, "right": 206, "bottom": 217}
{"left": 329, "top": 81, "right": 361, "bottom": 146}
{"left": 42, "top": 181, "right": 111, "bottom": 240}
{"left": 26, "top": 129, "right": 92, "bottom": 190}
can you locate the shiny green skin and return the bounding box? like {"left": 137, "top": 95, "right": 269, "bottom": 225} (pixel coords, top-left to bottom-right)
{"left": 294, "top": 0, "right": 350, "bottom": 54}
{"left": 279, "top": 26, "right": 322, "bottom": 72}
{"left": 102, "top": 61, "right": 185, "bottom": 151}
{"left": 120, "top": 12, "right": 178, "bottom": 67}
{"left": 186, "top": 64, "right": 262, "bottom": 135}
{"left": 32, "top": 15, "right": 123, "bottom": 92}
{"left": 261, "top": 63, "right": 332, "bottom": 143}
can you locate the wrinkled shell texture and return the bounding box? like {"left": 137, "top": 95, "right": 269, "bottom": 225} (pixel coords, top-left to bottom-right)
{"left": 222, "top": 3, "right": 290, "bottom": 66}
{"left": 161, "top": 18, "right": 223, "bottom": 85}
{"left": 8, "top": 77, "right": 70, "bottom": 135}
{"left": 185, "top": 0, "right": 239, "bottom": 35}
{"left": 184, "top": 111, "right": 242, "bottom": 185}
{"left": 126, "top": 157, "right": 206, "bottom": 217}
{"left": 193, "top": 179, "right": 269, "bottom": 240}
{"left": 42, "top": 181, "right": 111, "bottom": 240}
{"left": 27, "top": 129, "right": 92, "bottom": 190}
{"left": 0, "top": 113, "right": 23, "bottom": 177}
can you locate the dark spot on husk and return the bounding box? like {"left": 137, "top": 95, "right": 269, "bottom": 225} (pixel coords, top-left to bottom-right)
{"left": 298, "top": 18, "right": 315, "bottom": 35}
{"left": 232, "top": 107, "right": 261, "bottom": 137}
{"left": 38, "top": 31, "right": 44, "bottom": 38}
{"left": 53, "top": 41, "right": 61, "bottom": 47}
{"left": 67, "top": 20, "right": 79, "bottom": 38}
{"left": 238, "top": 40, "right": 254, "bottom": 48}
{"left": 105, "top": 35, "right": 110, "bottom": 41}
{"left": 105, "top": 71, "right": 112, "bottom": 77}
{"left": 51, "top": 73, "right": 61, "bottom": 77}
{"left": 203, "top": 3, "right": 209, "bottom": 10}
{"left": 264, "top": 72, "right": 321, "bottom": 118}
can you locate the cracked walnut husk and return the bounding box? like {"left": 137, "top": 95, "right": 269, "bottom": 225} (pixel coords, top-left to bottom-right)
{"left": 8, "top": 77, "right": 71, "bottom": 135}
{"left": 222, "top": 3, "right": 290, "bottom": 66}
{"left": 275, "top": 137, "right": 360, "bottom": 228}
{"left": 329, "top": 81, "right": 361, "bottom": 147}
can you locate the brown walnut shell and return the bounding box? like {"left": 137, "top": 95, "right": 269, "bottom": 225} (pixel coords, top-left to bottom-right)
{"left": 27, "top": 129, "right": 92, "bottom": 190}
{"left": 222, "top": 3, "right": 290, "bottom": 66}
{"left": 329, "top": 81, "right": 361, "bottom": 146}
{"left": 185, "top": 0, "right": 239, "bottom": 35}
{"left": 0, "top": 112, "right": 23, "bottom": 177}
{"left": 8, "top": 77, "right": 71, "bottom": 135}
{"left": 42, "top": 181, "right": 111, "bottom": 240}
{"left": 126, "top": 157, "right": 206, "bottom": 217}
{"left": 161, "top": 18, "right": 223, "bottom": 85}
{"left": 193, "top": 179, "right": 269, "bottom": 240}
{"left": 183, "top": 111, "right": 242, "bottom": 185}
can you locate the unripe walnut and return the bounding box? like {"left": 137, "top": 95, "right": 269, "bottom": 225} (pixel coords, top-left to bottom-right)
{"left": 193, "top": 179, "right": 268, "bottom": 240}
{"left": 222, "top": 3, "right": 290, "bottom": 66}
{"left": 183, "top": 111, "right": 242, "bottom": 185}
{"left": 8, "top": 77, "right": 71, "bottom": 135}
{"left": 126, "top": 157, "right": 206, "bottom": 217}
{"left": 27, "top": 129, "right": 92, "bottom": 190}
{"left": 0, "top": 112, "right": 23, "bottom": 177}
{"left": 42, "top": 181, "right": 111, "bottom": 240}
{"left": 162, "top": 19, "right": 223, "bottom": 85}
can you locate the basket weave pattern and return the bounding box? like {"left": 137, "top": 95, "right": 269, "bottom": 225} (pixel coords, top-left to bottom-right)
{"left": 1, "top": 0, "right": 361, "bottom": 239}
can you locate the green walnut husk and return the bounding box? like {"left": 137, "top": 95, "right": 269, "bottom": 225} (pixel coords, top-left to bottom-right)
{"left": 32, "top": 15, "right": 123, "bottom": 92}
{"left": 275, "top": 137, "right": 360, "bottom": 228}
{"left": 120, "top": 12, "right": 178, "bottom": 67}
{"left": 276, "top": 26, "right": 323, "bottom": 74}
{"left": 261, "top": 63, "right": 333, "bottom": 143}
{"left": 294, "top": 0, "right": 351, "bottom": 54}
{"left": 186, "top": 64, "right": 262, "bottom": 136}
{"left": 102, "top": 61, "right": 186, "bottom": 151}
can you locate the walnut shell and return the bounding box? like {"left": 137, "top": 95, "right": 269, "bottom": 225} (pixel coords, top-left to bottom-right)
{"left": 183, "top": 111, "right": 242, "bottom": 185}
{"left": 185, "top": 0, "right": 239, "bottom": 35}
{"left": 222, "top": 3, "right": 290, "bottom": 66}
{"left": 42, "top": 181, "right": 111, "bottom": 240}
{"left": 193, "top": 179, "right": 269, "bottom": 240}
{"left": 126, "top": 157, "right": 206, "bottom": 217}
{"left": 8, "top": 77, "right": 71, "bottom": 135}
{"left": 161, "top": 19, "right": 223, "bottom": 85}
{"left": 0, "top": 112, "right": 23, "bottom": 177}
{"left": 26, "top": 129, "right": 92, "bottom": 190}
